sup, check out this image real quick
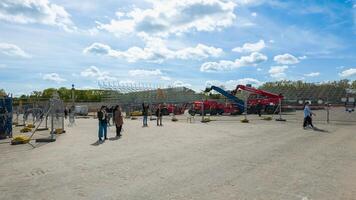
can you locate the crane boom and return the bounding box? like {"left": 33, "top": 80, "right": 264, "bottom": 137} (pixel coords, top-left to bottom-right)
{"left": 235, "top": 85, "right": 283, "bottom": 99}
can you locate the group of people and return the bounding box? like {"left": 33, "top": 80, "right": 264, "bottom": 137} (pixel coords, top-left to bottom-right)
{"left": 142, "top": 103, "right": 164, "bottom": 127}
{"left": 97, "top": 105, "right": 123, "bottom": 142}
{"left": 95, "top": 101, "right": 315, "bottom": 141}
{"left": 96, "top": 103, "right": 165, "bottom": 141}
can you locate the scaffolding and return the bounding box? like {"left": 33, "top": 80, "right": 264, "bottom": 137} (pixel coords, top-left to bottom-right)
{"left": 98, "top": 81, "right": 203, "bottom": 106}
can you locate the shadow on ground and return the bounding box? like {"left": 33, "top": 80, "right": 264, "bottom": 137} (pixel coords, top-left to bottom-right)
{"left": 91, "top": 140, "right": 104, "bottom": 146}
{"left": 109, "top": 136, "right": 121, "bottom": 141}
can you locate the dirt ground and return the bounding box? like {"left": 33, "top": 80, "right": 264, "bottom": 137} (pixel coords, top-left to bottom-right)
{"left": 0, "top": 109, "right": 356, "bottom": 200}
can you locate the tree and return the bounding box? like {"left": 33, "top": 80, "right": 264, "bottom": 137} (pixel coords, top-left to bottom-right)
{"left": 0, "top": 89, "right": 6, "bottom": 96}
{"left": 351, "top": 80, "right": 356, "bottom": 89}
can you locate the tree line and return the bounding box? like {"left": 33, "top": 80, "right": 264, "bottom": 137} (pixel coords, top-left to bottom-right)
{"left": 259, "top": 79, "right": 356, "bottom": 91}
{"left": 8, "top": 87, "right": 108, "bottom": 105}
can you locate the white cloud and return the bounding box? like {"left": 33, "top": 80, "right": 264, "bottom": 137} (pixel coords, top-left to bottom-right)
{"left": 81, "top": 66, "right": 116, "bottom": 81}
{"left": 232, "top": 40, "right": 265, "bottom": 53}
{"left": 128, "top": 69, "right": 172, "bottom": 81}
{"left": 200, "top": 52, "right": 267, "bottom": 72}
{"left": 42, "top": 73, "right": 66, "bottom": 83}
{"left": 97, "top": 0, "right": 236, "bottom": 37}
{"left": 235, "top": 0, "right": 265, "bottom": 6}
{"left": 0, "top": 43, "right": 31, "bottom": 58}
{"left": 268, "top": 65, "right": 288, "bottom": 79}
{"left": 160, "top": 76, "right": 171, "bottom": 81}
{"left": 251, "top": 12, "right": 257, "bottom": 17}
{"left": 206, "top": 78, "right": 263, "bottom": 90}
{"left": 226, "top": 78, "right": 263, "bottom": 87}
{"left": 339, "top": 68, "right": 356, "bottom": 77}
{"left": 0, "top": 0, "right": 76, "bottom": 32}
{"left": 84, "top": 38, "right": 222, "bottom": 63}
{"left": 298, "top": 55, "right": 307, "bottom": 60}
{"left": 274, "top": 53, "right": 299, "bottom": 65}
{"left": 304, "top": 72, "right": 320, "bottom": 77}
{"left": 128, "top": 69, "right": 162, "bottom": 77}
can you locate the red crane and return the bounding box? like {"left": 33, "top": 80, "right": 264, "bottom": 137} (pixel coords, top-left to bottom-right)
{"left": 233, "top": 85, "right": 283, "bottom": 114}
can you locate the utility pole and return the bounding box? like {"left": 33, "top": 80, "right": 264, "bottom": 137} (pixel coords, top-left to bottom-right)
{"left": 69, "top": 84, "right": 75, "bottom": 126}
{"left": 71, "top": 84, "right": 75, "bottom": 108}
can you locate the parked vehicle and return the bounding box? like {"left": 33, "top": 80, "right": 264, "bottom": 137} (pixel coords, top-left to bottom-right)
{"left": 189, "top": 85, "right": 284, "bottom": 116}
{"left": 188, "top": 100, "right": 241, "bottom": 116}
{"left": 74, "top": 105, "right": 88, "bottom": 116}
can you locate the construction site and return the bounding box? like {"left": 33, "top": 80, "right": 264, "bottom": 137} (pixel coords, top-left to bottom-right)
{"left": 1, "top": 82, "right": 356, "bottom": 200}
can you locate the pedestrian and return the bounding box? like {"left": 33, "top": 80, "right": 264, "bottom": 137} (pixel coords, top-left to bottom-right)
{"left": 256, "top": 101, "right": 262, "bottom": 117}
{"left": 156, "top": 104, "right": 163, "bottom": 126}
{"left": 303, "top": 102, "right": 315, "bottom": 129}
{"left": 97, "top": 106, "right": 108, "bottom": 141}
{"left": 142, "top": 103, "right": 149, "bottom": 127}
{"left": 106, "top": 106, "right": 112, "bottom": 127}
{"left": 64, "top": 107, "right": 68, "bottom": 119}
{"left": 114, "top": 105, "right": 123, "bottom": 137}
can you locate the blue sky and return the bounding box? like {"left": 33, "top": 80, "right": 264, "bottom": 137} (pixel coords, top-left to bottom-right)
{"left": 0, "top": 0, "right": 355, "bottom": 95}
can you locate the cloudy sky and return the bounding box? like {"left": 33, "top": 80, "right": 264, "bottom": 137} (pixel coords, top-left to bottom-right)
{"left": 0, "top": 0, "right": 355, "bottom": 95}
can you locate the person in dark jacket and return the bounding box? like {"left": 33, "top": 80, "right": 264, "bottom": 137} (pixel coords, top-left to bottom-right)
{"left": 155, "top": 104, "right": 163, "bottom": 126}
{"left": 97, "top": 106, "right": 108, "bottom": 141}
{"left": 142, "top": 103, "right": 149, "bottom": 127}
{"left": 114, "top": 105, "right": 123, "bottom": 137}
{"left": 303, "top": 102, "right": 315, "bottom": 129}
{"left": 64, "top": 107, "right": 68, "bottom": 119}
{"left": 256, "top": 101, "right": 262, "bottom": 117}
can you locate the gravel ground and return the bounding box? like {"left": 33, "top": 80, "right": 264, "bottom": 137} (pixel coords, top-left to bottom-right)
{"left": 0, "top": 109, "right": 355, "bottom": 200}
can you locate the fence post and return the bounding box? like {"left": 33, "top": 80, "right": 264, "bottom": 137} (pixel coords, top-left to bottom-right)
{"left": 201, "top": 100, "right": 204, "bottom": 122}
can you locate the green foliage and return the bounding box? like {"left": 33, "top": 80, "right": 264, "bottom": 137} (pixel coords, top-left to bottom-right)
{"left": 208, "top": 93, "right": 222, "bottom": 99}
{"left": 352, "top": 80, "right": 356, "bottom": 89}
{"left": 14, "top": 87, "right": 106, "bottom": 103}
{"left": 0, "top": 89, "right": 6, "bottom": 96}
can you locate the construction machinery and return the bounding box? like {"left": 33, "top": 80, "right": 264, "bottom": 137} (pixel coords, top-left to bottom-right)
{"left": 191, "top": 85, "right": 284, "bottom": 116}
{"left": 233, "top": 85, "right": 283, "bottom": 114}
{"left": 188, "top": 100, "right": 241, "bottom": 116}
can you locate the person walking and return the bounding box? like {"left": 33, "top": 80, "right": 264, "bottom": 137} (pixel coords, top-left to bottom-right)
{"left": 256, "top": 101, "right": 262, "bottom": 117}
{"left": 303, "top": 102, "right": 315, "bottom": 129}
{"left": 156, "top": 104, "right": 163, "bottom": 126}
{"left": 64, "top": 107, "right": 68, "bottom": 119}
{"left": 114, "top": 105, "right": 123, "bottom": 137}
{"left": 142, "top": 103, "right": 149, "bottom": 127}
{"left": 97, "top": 106, "right": 108, "bottom": 141}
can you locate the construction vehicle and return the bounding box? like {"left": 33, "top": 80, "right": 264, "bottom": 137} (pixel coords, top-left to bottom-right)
{"left": 233, "top": 85, "right": 283, "bottom": 114}
{"left": 74, "top": 105, "right": 89, "bottom": 116}
{"left": 154, "top": 103, "right": 189, "bottom": 115}
{"left": 193, "top": 85, "right": 283, "bottom": 115}
{"left": 188, "top": 100, "right": 241, "bottom": 116}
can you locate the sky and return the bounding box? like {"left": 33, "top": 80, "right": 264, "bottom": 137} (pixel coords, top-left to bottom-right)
{"left": 0, "top": 0, "right": 355, "bottom": 95}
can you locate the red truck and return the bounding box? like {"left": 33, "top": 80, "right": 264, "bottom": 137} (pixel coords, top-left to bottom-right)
{"left": 160, "top": 103, "right": 188, "bottom": 115}
{"left": 188, "top": 100, "right": 241, "bottom": 116}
